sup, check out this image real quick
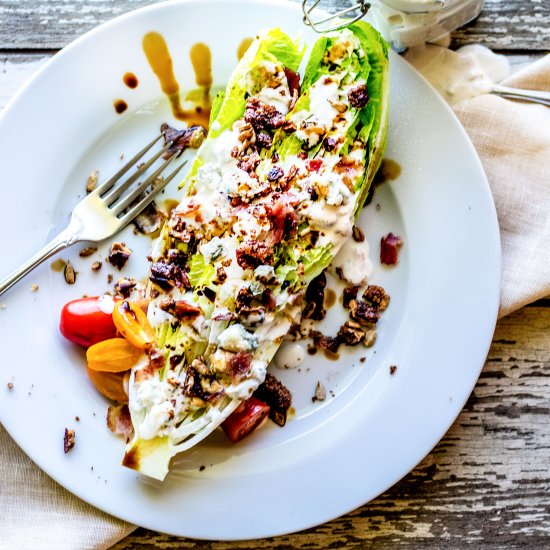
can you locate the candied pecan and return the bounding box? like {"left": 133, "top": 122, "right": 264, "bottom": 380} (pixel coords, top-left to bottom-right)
{"left": 267, "top": 166, "right": 284, "bottom": 182}
{"left": 236, "top": 241, "right": 274, "bottom": 270}
{"left": 114, "top": 277, "right": 137, "bottom": 298}
{"left": 349, "top": 299, "right": 380, "bottom": 326}
{"left": 161, "top": 123, "right": 206, "bottom": 158}
{"left": 343, "top": 285, "right": 359, "bottom": 309}
{"left": 106, "top": 404, "right": 133, "bottom": 439}
{"left": 215, "top": 267, "right": 227, "bottom": 284}
{"left": 235, "top": 287, "right": 254, "bottom": 310}
{"left": 160, "top": 298, "right": 201, "bottom": 320}
{"left": 363, "top": 328, "right": 377, "bottom": 348}
{"left": 236, "top": 121, "right": 256, "bottom": 147}
{"left": 150, "top": 261, "right": 189, "bottom": 290}
{"left": 238, "top": 151, "right": 261, "bottom": 174}
{"left": 256, "top": 131, "right": 273, "bottom": 149}
{"left": 261, "top": 289, "right": 277, "bottom": 310}
{"left": 380, "top": 233, "right": 403, "bottom": 265}
{"left": 254, "top": 373, "right": 292, "bottom": 427}
{"left": 302, "top": 272, "right": 327, "bottom": 321}
{"left": 244, "top": 97, "right": 285, "bottom": 132}
{"left": 363, "top": 285, "right": 390, "bottom": 311}
{"left": 166, "top": 248, "right": 186, "bottom": 267}
{"left": 348, "top": 84, "right": 370, "bottom": 109}
{"left": 310, "top": 330, "right": 341, "bottom": 354}
{"left": 107, "top": 242, "right": 132, "bottom": 270}
{"left": 337, "top": 321, "right": 365, "bottom": 346}
{"left": 167, "top": 214, "right": 194, "bottom": 243}
{"left": 63, "top": 428, "right": 75, "bottom": 454}
{"left": 228, "top": 351, "right": 252, "bottom": 382}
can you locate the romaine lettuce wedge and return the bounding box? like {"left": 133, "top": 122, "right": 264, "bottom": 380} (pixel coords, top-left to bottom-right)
{"left": 123, "top": 22, "right": 389, "bottom": 481}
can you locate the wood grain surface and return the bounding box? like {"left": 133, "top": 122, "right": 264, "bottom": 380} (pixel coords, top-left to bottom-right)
{"left": 0, "top": 0, "right": 549, "bottom": 548}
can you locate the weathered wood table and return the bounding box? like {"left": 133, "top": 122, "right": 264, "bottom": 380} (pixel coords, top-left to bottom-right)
{"left": 1, "top": 1, "right": 549, "bottom": 547}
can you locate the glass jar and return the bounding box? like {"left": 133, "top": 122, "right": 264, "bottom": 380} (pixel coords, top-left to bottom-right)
{"left": 370, "top": 0, "right": 485, "bottom": 50}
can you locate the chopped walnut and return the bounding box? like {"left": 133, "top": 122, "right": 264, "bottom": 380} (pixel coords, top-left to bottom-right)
{"left": 363, "top": 328, "right": 377, "bottom": 348}
{"left": 161, "top": 123, "right": 206, "bottom": 158}
{"left": 63, "top": 428, "right": 75, "bottom": 454}
{"left": 349, "top": 299, "right": 380, "bottom": 326}
{"left": 30, "top": 284, "right": 39, "bottom": 292}
{"left": 254, "top": 373, "right": 292, "bottom": 427}
{"left": 64, "top": 261, "right": 76, "bottom": 285}
{"left": 363, "top": 285, "right": 390, "bottom": 311}
{"left": 86, "top": 170, "right": 99, "bottom": 193}
{"left": 337, "top": 321, "right": 365, "bottom": 346}
{"left": 312, "top": 381, "right": 326, "bottom": 402}
{"left": 114, "top": 277, "right": 137, "bottom": 298}
{"left": 236, "top": 241, "right": 273, "bottom": 270}
{"left": 107, "top": 242, "right": 132, "bottom": 270}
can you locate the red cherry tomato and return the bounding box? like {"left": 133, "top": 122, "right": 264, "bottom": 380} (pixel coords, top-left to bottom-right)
{"left": 221, "top": 396, "right": 270, "bottom": 443}
{"left": 60, "top": 296, "right": 118, "bottom": 348}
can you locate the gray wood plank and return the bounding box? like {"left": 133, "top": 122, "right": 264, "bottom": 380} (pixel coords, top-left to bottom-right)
{"left": 111, "top": 306, "right": 550, "bottom": 547}
{"left": 0, "top": 0, "right": 548, "bottom": 51}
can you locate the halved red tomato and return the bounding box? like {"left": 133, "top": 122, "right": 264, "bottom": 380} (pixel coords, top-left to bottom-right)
{"left": 221, "top": 397, "right": 270, "bottom": 443}
{"left": 60, "top": 296, "right": 117, "bottom": 348}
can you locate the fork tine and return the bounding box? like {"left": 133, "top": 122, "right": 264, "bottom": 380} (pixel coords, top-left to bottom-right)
{"left": 102, "top": 141, "right": 173, "bottom": 205}
{"left": 309, "top": 5, "right": 365, "bottom": 25}
{"left": 304, "top": 0, "right": 322, "bottom": 15}
{"left": 111, "top": 153, "right": 177, "bottom": 216}
{"left": 93, "top": 134, "right": 163, "bottom": 196}
{"left": 117, "top": 160, "right": 188, "bottom": 226}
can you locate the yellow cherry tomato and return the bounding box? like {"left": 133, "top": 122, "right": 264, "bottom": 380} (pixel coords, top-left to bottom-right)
{"left": 112, "top": 300, "right": 155, "bottom": 350}
{"left": 86, "top": 337, "right": 143, "bottom": 373}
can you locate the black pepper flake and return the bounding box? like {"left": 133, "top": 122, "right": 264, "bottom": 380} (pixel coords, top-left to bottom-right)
{"left": 199, "top": 465, "right": 206, "bottom": 472}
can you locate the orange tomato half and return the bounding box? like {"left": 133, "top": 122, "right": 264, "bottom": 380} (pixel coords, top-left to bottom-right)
{"left": 86, "top": 337, "right": 143, "bottom": 372}
{"left": 86, "top": 367, "right": 129, "bottom": 402}
{"left": 112, "top": 300, "right": 155, "bottom": 350}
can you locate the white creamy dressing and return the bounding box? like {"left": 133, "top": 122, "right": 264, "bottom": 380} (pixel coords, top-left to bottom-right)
{"left": 405, "top": 44, "right": 510, "bottom": 104}
{"left": 273, "top": 341, "right": 306, "bottom": 369}
{"left": 331, "top": 235, "right": 373, "bottom": 286}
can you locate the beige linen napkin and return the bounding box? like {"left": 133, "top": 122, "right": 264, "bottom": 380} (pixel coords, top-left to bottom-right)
{"left": 1, "top": 52, "right": 549, "bottom": 550}
{"left": 452, "top": 55, "right": 550, "bottom": 317}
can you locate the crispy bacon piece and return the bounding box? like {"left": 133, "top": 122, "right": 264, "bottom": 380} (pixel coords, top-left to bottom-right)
{"left": 244, "top": 97, "right": 285, "bottom": 132}
{"left": 334, "top": 156, "right": 364, "bottom": 191}
{"left": 284, "top": 67, "right": 301, "bottom": 110}
{"left": 159, "top": 299, "right": 202, "bottom": 320}
{"left": 254, "top": 373, "right": 292, "bottom": 427}
{"left": 150, "top": 261, "right": 190, "bottom": 290}
{"left": 380, "top": 233, "right": 403, "bottom": 265}
{"left": 228, "top": 352, "right": 252, "bottom": 382}
{"left": 161, "top": 123, "right": 206, "bottom": 158}
{"left": 266, "top": 200, "right": 299, "bottom": 245}
{"left": 347, "top": 84, "right": 370, "bottom": 109}
{"left": 106, "top": 404, "right": 133, "bottom": 439}
{"left": 236, "top": 241, "right": 274, "bottom": 270}
{"left": 307, "top": 158, "right": 323, "bottom": 173}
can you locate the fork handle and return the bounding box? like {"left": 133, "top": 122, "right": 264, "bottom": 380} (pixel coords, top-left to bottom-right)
{"left": 0, "top": 227, "right": 79, "bottom": 297}
{"left": 491, "top": 85, "right": 550, "bottom": 107}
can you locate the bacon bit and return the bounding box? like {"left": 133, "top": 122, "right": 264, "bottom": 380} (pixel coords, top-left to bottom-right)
{"left": 266, "top": 200, "right": 299, "bottom": 245}
{"left": 228, "top": 352, "right": 252, "bottom": 382}
{"left": 284, "top": 67, "right": 301, "bottom": 110}
{"left": 150, "top": 261, "right": 190, "bottom": 290}
{"left": 334, "top": 156, "right": 364, "bottom": 191}
{"left": 107, "top": 242, "right": 132, "bottom": 270}
{"left": 161, "top": 123, "right": 206, "bottom": 158}
{"left": 106, "top": 404, "right": 133, "bottom": 439}
{"left": 307, "top": 158, "right": 323, "bottom": 173}
{"left": 244, "top": 97, "right": 285, "bottom": 132}
{"left": 380, "top": 233, "right": 403, "bottom": 265}
{"left": 236, "top": 241, "right": 274, "bottom": 270}
{"left": 63, "top": 428, "right": 75, "bottom": 454}
{"left": 134, "top": 348, "right": 165, "bottom": 382}
{"left": 160, "top": 299, "right": 202, "bottom": 320}
{"left": 348, "top": 84, "right": 370, "bottom": 109}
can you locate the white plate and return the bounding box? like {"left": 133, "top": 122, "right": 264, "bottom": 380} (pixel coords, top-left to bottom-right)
{"left": 0, "top": 0, "right": 500, "bottom": 539}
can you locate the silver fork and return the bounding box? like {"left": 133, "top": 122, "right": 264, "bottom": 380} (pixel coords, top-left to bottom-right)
{"left": 0, "top": 134, "right": 187, "bottom": 297}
